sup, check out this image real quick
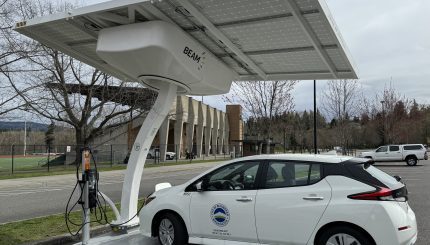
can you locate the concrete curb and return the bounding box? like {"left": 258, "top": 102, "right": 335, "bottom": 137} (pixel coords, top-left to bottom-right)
{"left": 24, "top": 226, "right": 112, "bottom": 245}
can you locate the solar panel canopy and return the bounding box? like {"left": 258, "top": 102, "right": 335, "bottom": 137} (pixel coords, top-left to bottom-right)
{"left": 15, "top": 0, "right": 358, "bottom": 95}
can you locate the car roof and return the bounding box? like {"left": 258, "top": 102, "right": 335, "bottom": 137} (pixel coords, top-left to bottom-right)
{"left": 232, "top": 154, "right": 354, "bottom": 164}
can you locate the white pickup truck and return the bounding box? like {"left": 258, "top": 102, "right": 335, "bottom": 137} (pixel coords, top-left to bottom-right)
{"left": 360, "top": 144, "right": 428, "bottom": 166}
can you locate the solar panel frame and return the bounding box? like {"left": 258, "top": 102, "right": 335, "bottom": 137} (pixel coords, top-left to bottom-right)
{"left": 15, "top": 0, "right": 358, "bottom": 95}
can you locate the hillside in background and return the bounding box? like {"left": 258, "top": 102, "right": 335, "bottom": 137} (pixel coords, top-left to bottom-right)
{"left": 0, "top": 121, "right": 48, "bottom": 131}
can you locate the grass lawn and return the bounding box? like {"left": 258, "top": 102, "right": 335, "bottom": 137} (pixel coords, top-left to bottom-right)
{"left": 0, "top": 156, "right": 50, "bottom": 171}
{"left": 0, "top": 159, "right": 224, "bottom": 180}
{"left": 0, "top": 199, "right": 145, "bottom": 245}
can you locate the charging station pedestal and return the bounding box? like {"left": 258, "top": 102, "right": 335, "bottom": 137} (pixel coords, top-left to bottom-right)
{"left": 115, "top": 82, "right": 178, "bottom": 227}
{"left": 81, "top": 149, "right": 91, "bottom": 244}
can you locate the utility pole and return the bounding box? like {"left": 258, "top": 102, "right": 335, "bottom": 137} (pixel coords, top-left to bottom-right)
{"left": 313, "top": 80, "right": 317, "bottom": 154}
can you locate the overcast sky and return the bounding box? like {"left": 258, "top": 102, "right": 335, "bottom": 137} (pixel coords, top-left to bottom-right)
{"left": 86, "top": 0, "right": 430, "bottom": 112}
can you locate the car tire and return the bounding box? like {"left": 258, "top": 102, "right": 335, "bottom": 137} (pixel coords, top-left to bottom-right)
{"left": 157, "top": 213, "right": 188, "bottom": 245}
{"left": 316, "top": 226, "right": 374, "bottom": 245}
{"left": 406, "top": 156, "right": 418, "bottom": 166}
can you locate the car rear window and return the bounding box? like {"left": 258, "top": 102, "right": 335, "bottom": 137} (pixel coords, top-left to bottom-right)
{"left": 264, "top": 162, "right": 321, "bottom": 188}
{"left": 403, "top": 145, "right": 423, "bottom": 150}
{"left": 363, "top": 165, "right": 403, "bottom": 190}
{"left": 389, "top": 145, "right": 400, "bottom": 151}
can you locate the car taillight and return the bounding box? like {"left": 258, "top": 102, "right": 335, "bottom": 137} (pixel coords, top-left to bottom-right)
{"left": 348, "top": 187, "right": 407, "bottom": 202}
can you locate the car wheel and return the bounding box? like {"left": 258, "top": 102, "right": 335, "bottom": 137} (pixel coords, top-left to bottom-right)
{"left": 157, "top": 213, "right": 188, "bottom": 245}
{"left": 317, "top": 226, "right": 374, "bottom": 245}
{"left": 406, "top": 156, "right": 417, "bottom": 166}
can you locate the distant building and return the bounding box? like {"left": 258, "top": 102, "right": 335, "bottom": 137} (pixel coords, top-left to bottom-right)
{"left": 92, "top": 96, "right": 243, "bottom": 161}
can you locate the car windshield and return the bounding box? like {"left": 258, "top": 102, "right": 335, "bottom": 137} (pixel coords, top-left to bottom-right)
{"left": 364, "top": 165, "right": 403, "bottom": 190}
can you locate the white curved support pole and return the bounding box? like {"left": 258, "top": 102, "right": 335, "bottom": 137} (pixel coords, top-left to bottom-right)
{"left": 117, "top": 82, "right": 177, "bottom": 226}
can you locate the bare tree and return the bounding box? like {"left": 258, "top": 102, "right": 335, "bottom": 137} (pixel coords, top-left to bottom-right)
{"left": 225, "top": 80, "right": 296, "bottom": 135}
{"left": 226, "top": 81, "right": 297, "bottom": 119}
{"left": 373, "top": 83, "right": 410, "bottom": 144}
{"left": 0, "top": 0, "right": 28, "bottom": 117}
{"left": 321, "top": 79, "right": 362, "bottom": 150}
{"left": 2, "top": 0, "right": 157, "bottom": 162}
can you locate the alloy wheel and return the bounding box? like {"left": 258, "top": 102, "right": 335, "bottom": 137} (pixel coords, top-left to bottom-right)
{"left": 159, "top": 218, "right": 175, "bottom": 245}
{"left": 407, "top": 158, "right": 417, "bottom": 166}
{"left": 326, "top": 233, "right": 361, "bottom": 245}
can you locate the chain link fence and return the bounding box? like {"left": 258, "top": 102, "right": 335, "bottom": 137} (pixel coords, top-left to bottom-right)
{"left": 0, "top": 143, "right": 359, "bottom": 175}
{"left": 0, "top": 143, "right": 246, "bottom": 175}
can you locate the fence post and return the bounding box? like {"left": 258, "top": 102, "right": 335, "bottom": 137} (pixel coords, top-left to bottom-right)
{"left": 47, "top": 145, "right": 51, "bottom": 172}
{"left": 11, "top": 144, "right": 15, "bottom": 174}
{"left": 110, "top": 144, "right": 113, "bottom": 167}
{"left": 175, "top": 144, "right": 178, "bottom": 163}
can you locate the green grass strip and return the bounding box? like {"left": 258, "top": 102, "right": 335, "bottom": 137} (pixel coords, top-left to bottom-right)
{"left": 0, "top": 199, "right": 145, "bottom": 245}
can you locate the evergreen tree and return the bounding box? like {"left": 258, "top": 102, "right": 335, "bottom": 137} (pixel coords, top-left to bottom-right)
{"left": 45, "top": 122, "right": 55, "bottom": 148}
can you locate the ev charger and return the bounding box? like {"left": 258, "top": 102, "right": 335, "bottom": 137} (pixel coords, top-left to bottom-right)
{"left": 96, "top": 21, "right": 238, "bottom": 95}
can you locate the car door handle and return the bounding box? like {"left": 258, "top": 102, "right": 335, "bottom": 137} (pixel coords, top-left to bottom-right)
{"left": 303, "top": 196, "right": 324, "bottom": 201}
{"left": 236, "top": 197, "right": 253, "bottom": 202}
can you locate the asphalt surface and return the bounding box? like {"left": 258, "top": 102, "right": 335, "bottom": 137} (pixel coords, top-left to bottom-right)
{"left": 0, "top": 162, "right": 221, "bottom": 224}
{"left": 0, "top": 159, "right": 428, "bottom": 245}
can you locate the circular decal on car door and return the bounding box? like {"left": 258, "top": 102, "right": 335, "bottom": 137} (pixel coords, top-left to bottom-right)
{"left": 210, "top": 203, "right": 230, "bottom": 227}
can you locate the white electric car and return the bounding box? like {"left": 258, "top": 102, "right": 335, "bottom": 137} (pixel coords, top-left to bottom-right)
{"left": 139, "top": 154, "right": 417, "bottom": 245}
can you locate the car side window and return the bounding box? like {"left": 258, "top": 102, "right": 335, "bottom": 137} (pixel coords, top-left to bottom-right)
{"left": 389, "top": 146, "right": 400, "bottom": 151}
{"left": 376, "top": 146, "right": 388, "bottom": 152}
{"left": 403, "top": 145, "right": 423, "bottom": 150}
{"left": 264, "top": 162, "right": 321, "bottom": 188}
{"left": 203, "top": 161, "right": 260, "bottom": 191}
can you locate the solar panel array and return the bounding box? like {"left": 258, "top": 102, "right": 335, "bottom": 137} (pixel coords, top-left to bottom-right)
{"left": 16, "top": 0, "right": 357, "bottom": 90}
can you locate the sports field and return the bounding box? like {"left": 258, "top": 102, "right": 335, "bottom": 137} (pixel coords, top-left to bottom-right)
{"left": 0, "top": 156, "right": 51, "bottom": 172}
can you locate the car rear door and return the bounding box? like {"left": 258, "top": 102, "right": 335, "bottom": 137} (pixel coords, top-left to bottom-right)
{"left": 255, "top": 161, "right": 331, "bottom": 244}
{"left": 388, "top": 145, "right": 402, "bottom": 161}
{"left": 188, "top": 161, "right": 262, "bottom": 243}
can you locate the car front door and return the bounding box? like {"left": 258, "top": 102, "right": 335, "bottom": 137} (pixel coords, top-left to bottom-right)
{"left": 255, "top": 161, "right": 331, "bottom": 244}
{"left": 188, "top": 161, "right": 262, "bottom": 243}
{"left": 374, "top": 146, "right": 389, "bottom": 161}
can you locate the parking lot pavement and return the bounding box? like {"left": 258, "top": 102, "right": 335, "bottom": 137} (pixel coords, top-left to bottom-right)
{"left": 374, "top": 160, "right": 430, "bottom": 245}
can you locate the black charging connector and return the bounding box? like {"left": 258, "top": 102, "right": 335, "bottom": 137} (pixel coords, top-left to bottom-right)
{"left": 87, "top": 169, "right": 98, "bottom": 209}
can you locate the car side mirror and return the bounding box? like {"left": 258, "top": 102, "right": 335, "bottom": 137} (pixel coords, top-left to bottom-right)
{"left": 195, "top": 181, "right": 203, "bottom": 192}
{"left": 196, "top": 179, "right": 208, "bottom": 192}
{"left": 394, "top": 175, "right": 402, "bottom": 182}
